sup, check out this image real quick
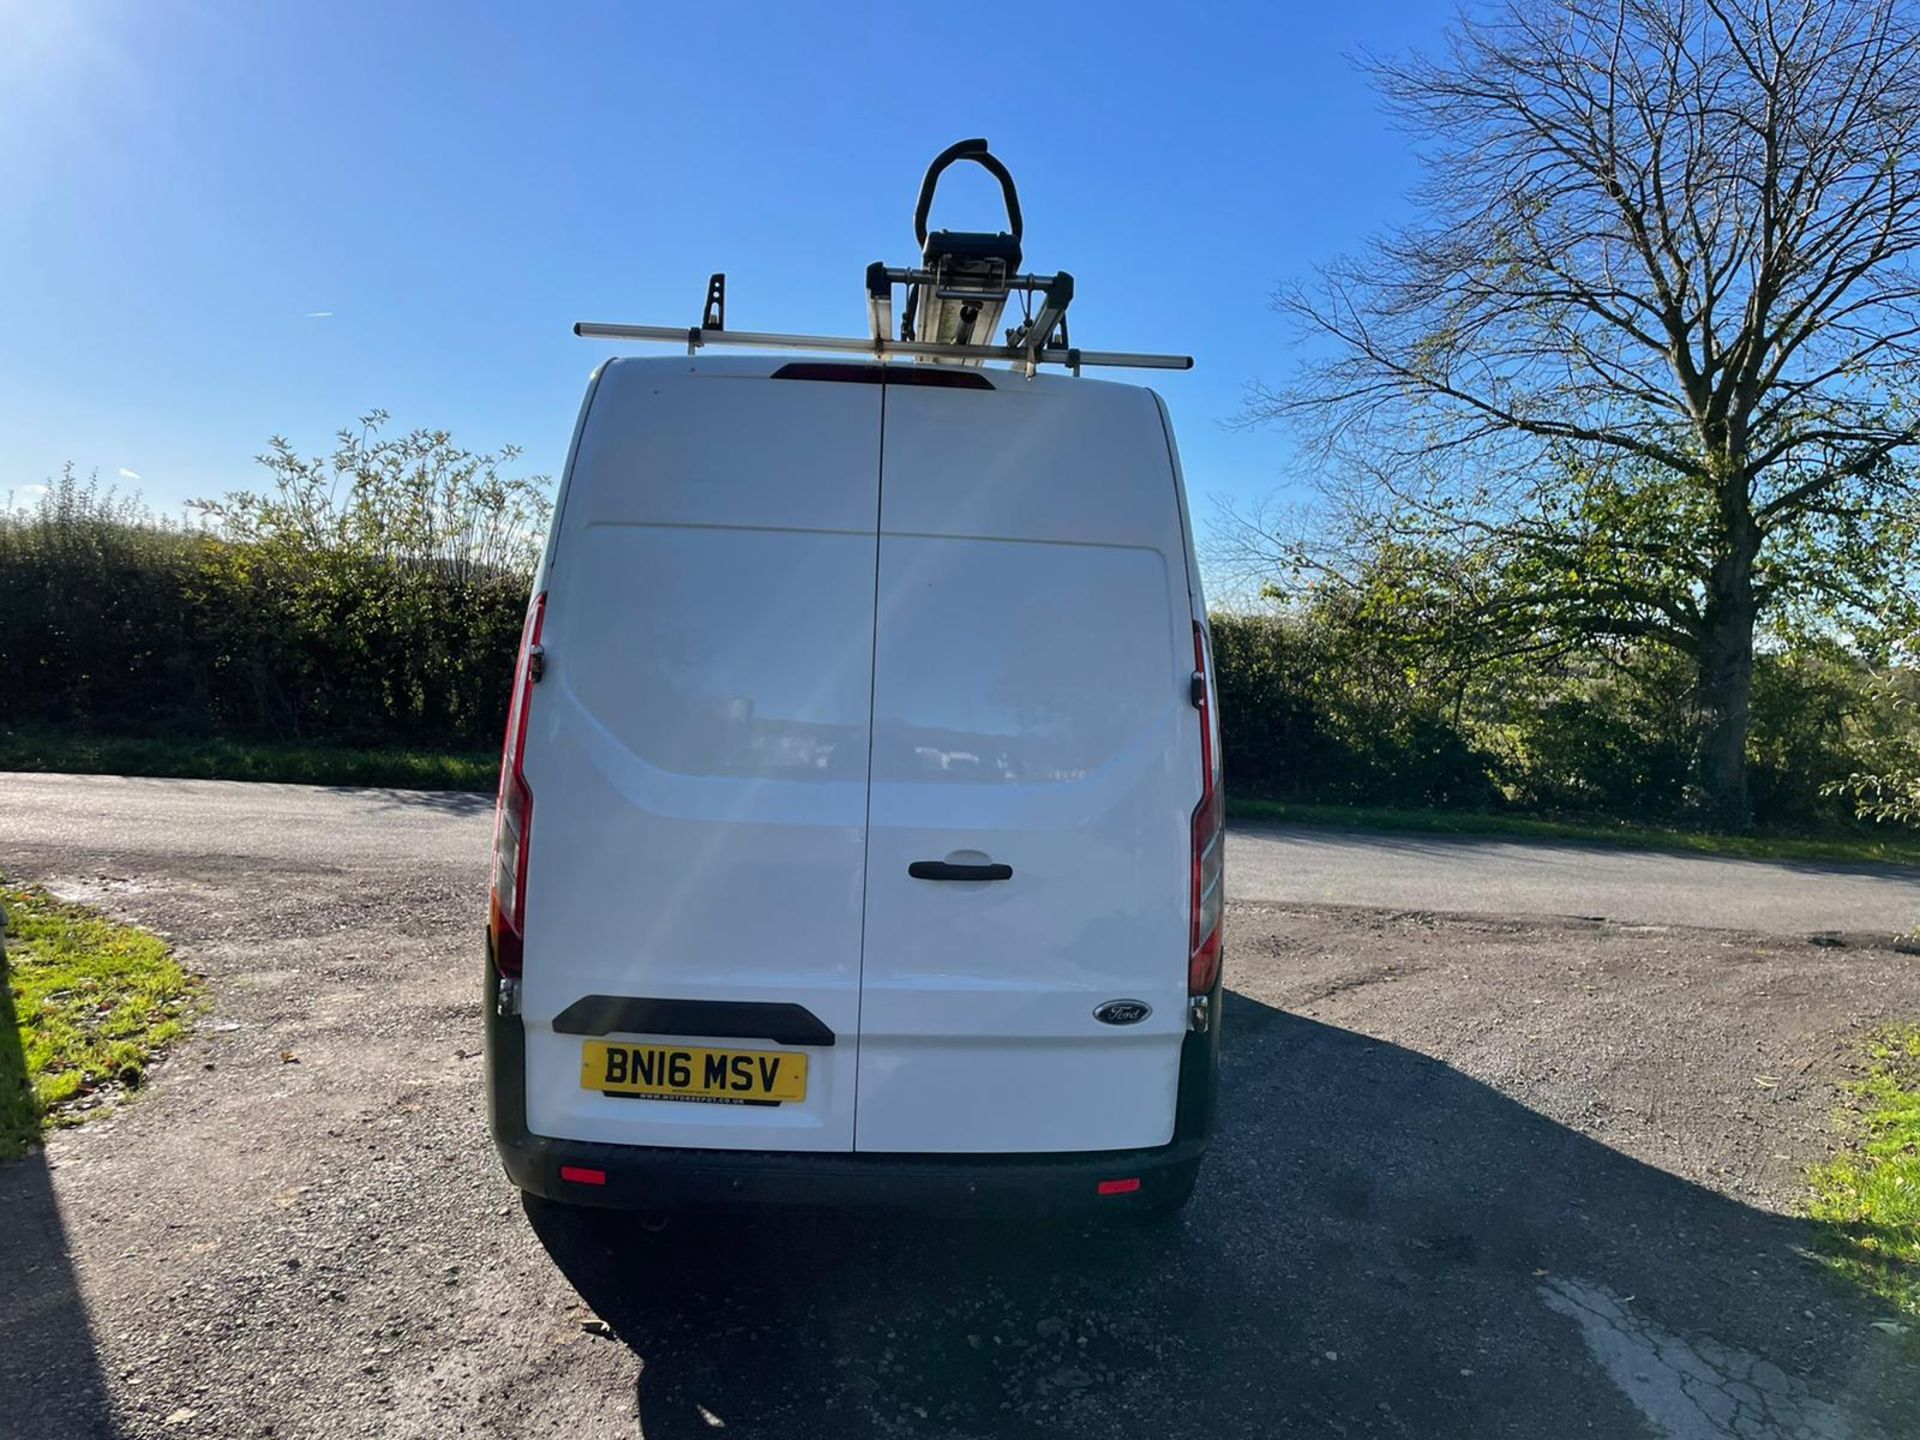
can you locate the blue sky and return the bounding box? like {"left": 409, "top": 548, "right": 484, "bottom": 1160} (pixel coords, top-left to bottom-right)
{"left": 0, "top": 1, "right": 1452, "bottom": 532}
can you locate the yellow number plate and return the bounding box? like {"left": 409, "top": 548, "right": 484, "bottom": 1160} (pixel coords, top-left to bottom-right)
{"left": 580, "top": 1041, "right": 808, "bottom": 1105}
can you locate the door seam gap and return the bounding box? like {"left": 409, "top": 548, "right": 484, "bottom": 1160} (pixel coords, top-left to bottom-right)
{"left": 849, "top": 382, "right": 887, "bottom": 1152}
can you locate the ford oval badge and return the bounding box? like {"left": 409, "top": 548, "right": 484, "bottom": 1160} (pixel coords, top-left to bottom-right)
{"left": 1093, "top": 999, "right": 1152, "bottom": 1026}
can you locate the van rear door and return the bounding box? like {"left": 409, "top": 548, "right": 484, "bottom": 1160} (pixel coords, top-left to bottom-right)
{"left": 516, "top": 359, "right": 879, "bottom": 1153}
{"left": 854, "top": 377, "right": 1198, "bottom": 1154}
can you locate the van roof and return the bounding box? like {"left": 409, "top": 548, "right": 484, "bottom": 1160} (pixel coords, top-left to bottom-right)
{"left": 590, "top": 353, "right": 1158, "bottom": 400}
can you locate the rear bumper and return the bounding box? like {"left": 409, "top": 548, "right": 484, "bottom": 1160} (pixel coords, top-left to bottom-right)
{"left": 485, "top": 941, "right": 1220, "bottom": 1217}
{"left": 497, "top": 1129, "right": 1206, "bottom": 1216}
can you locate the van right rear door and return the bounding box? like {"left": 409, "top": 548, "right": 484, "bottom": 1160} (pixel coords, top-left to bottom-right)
{"left": 854, "top": 375, "right": 1200, "bottom": 1155}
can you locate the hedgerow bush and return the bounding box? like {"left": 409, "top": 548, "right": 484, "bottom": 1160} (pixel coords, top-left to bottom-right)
{"left": 2, "top": 426, "right": 1910, "bottom": 834}
{"left": 0, "top": 420, "right": 546, "bottom": 750}
{"left": 1208, "top": 607, "right": 1914, "bottom": 832}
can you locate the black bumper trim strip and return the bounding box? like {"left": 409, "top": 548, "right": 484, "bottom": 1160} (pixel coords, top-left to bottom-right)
{"left": 550, "top": 995, "right": 837, "bottom": 1048}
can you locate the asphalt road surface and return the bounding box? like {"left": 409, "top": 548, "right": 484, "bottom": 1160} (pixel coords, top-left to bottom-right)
{"left": 1227, "top": 819, "right": 1918, "bottom": 935}
{"left": 3, "top": 772, "right": 1920, "bottom": 1439}
{"left": 0, "top": 772, "right": 1912, "bottom": 933}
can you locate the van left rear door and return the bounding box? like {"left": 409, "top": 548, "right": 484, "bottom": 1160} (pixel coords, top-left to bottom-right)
{"left": 516, "top": 359, "right": 880, "bottom": 1154}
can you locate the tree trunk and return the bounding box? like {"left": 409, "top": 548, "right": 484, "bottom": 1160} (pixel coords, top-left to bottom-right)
{"left": 1695, "top": 501, "right": 1760, "bottom": 829}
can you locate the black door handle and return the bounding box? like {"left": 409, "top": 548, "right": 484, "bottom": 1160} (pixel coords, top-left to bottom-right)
{"left": 908, "top": 860, "right": 1013, "bottom": 882}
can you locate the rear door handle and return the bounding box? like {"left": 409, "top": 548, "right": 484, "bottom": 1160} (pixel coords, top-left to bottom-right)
{"left": 908, "top": 860, "right": 1013, "bottom": 882}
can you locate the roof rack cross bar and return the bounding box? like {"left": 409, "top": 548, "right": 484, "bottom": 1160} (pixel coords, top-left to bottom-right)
{"left": 572, "top": 322, "right": 1192, "bottom": 373}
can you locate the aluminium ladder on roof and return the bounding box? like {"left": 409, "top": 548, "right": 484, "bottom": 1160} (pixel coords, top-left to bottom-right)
{"left": 574, "top": 138, "right": 1192, "bottom": 377}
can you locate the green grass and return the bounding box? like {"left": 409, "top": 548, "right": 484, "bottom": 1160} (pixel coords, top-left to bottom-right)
{"left": 2, "top": 882, "right": 200, "bottom": 1159}
{"left": 0, "top": 728, "right": 497, "bottom": 792}
{"left": 1808, "top": 1026, "right": 1920, "bottom": 1325}
{"left": 1226, "top": 797, "right": 1920, "bottom": 867}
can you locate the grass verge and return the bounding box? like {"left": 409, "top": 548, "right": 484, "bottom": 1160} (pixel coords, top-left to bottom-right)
{"left": 1225, "top": 797, "right": 1920, "bottom": 867}
{"left": 0, "top": 729, "right": 497, "bottom": 792}
{"left": 1808, "top": 1026, "right": 1920, "bottom": 1325}
{"left": 2, "top": 882, "right": 200, "bottom": 1159}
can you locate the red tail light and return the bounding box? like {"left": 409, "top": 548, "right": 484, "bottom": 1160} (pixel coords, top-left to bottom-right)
{"left": 490, "top": 592, "right": 546, "bottom": 979}
{"left": 1189, "top": 621, "right": 1224, "bottom": 994}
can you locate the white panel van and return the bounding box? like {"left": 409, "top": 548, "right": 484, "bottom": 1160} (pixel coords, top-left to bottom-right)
{"left": 485, "top": 355, "right": 1223, "bottom": 1217}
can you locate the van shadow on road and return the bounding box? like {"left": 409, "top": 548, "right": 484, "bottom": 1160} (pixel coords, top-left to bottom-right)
{"left": 530, "top": 995, "right": 1920, "bottom": 1440}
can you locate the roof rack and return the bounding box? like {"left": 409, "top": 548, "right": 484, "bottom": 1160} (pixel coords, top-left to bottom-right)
{"left": 572, "top": 320, "right": 1191, "bottom": 377}
{"left": 574, "top": 138, "right": 1192, "bottom": 378}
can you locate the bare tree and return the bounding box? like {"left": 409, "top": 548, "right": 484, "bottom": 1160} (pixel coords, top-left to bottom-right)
{"left": 1246, "top": 0, "right": 1920, "bottom": 824}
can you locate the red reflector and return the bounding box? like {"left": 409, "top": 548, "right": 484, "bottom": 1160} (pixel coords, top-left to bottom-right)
{"left": 1097, "top": 1177, "right": 1142, "bottom": 1196}
{"left": 559, "top": 1165, "right": 606, "bottom": 1186}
